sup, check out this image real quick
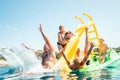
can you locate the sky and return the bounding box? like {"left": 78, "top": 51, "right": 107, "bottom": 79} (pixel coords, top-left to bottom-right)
{"left": 0, "top": 0, "right": 120, "bottom": 50}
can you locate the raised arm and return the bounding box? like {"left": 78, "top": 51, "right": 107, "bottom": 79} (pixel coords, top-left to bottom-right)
{"left": 21, "top": 43, "right": 43, "bottom": 56}
{"left": 84, "top": 27, "right": 89, "bottom": 54}
{"left": 61, "top": 50, "right": 71, "bottom": 67}
{"left": 21, "top": 43, "right": 36, "bottom": 52}
{"left": 21, "top": 43, "right": 31, "bottom": 50}
{"left": 80, "top": 42, "right": 94, "bottom": 65}
{"left": 39, "top": 24, "right": 55, "bottom": 52}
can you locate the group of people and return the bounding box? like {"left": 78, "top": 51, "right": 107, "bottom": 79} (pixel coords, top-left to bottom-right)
{"left": 22, "top": 24, "right": 109, "bottom": 71}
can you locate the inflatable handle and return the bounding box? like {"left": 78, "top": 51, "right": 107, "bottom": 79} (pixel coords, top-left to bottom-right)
{"left": 83, "top": 13, "right": 100, "bottom": 44}
{"left": 75, "top": 16, "right": 84, "bottom": 24}
{"left": 83, "top": 13, "right": 93, "bottom": 21}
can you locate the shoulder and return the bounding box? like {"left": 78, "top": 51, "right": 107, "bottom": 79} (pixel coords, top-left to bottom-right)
{"left": 49, "top": 49, "right": 56, "bottom": 55}
{"left": 58, "top": 32, "right": 61, "bottom": 36}
{"left": 104, "top": 43, "right": 108, "bottom": 46}
{"left": 58, "top": 32, "right": 61, "bottom": 34}
{"left": 102, "top": 43, "right": 108, "bottom": 47}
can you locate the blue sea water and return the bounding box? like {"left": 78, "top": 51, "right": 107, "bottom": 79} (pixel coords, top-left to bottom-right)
{"left": 0, "top": 48, "right": 120, "bottom": 80}
{"left": 0, "top": 66, "right": 120, "bottom": 80}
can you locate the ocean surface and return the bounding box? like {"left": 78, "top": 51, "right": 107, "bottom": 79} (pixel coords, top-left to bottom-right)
{"left": 0, "top": 48, "right": 120, "bottom": 80}
{"left": 0, "top": 66, "right": 120, "bottom": 80}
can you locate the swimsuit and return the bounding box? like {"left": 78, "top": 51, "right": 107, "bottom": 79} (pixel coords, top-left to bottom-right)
{"left": 57, "top": 42, "right": 67, "bottom": 48}
{"left": 57, "top": 32, "right": 67, "bottom": 48}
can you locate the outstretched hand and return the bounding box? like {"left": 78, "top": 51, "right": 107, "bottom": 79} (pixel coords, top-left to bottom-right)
{"left": 21, "top": 43, "right": 25, "bottom": 47}
{"left": 85, "top": 27, "right": 88, "bottom": 31}
{"left": 89, "top": 41, "right": 95, "bottom": 47}
{"left": 39, "top": 24, "right": 43, "bottom": 32}
{"left": 21, "top": 43, "right": 30, "bottom": 50}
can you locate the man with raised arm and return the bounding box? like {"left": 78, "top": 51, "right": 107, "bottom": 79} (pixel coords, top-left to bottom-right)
{"left": 22, "top": 24, "right": 56, "bottom": 69}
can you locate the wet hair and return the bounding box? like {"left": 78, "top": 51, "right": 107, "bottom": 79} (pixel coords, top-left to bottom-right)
{"left": 73, "top": 58, "right": 80, "bottom": 65}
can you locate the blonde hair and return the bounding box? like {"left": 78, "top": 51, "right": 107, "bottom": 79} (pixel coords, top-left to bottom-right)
{"left": 99, "top": 38, "right": 104, "bottom": 42}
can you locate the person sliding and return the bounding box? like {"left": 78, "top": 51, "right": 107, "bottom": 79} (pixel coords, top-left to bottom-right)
{"left": 61, "top": 27, "right": 95, "bottom": 70}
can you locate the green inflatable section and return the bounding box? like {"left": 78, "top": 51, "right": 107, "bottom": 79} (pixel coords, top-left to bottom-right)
{"left": 73, "top": 48, "right": 120, "bottom": 72}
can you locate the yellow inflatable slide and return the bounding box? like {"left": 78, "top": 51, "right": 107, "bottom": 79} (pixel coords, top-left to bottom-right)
{"left": 55, "top": 13, "right": 100, "bottom": 72}
{"left": 55, "top": 16, "right": 86, "bottom": 71}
